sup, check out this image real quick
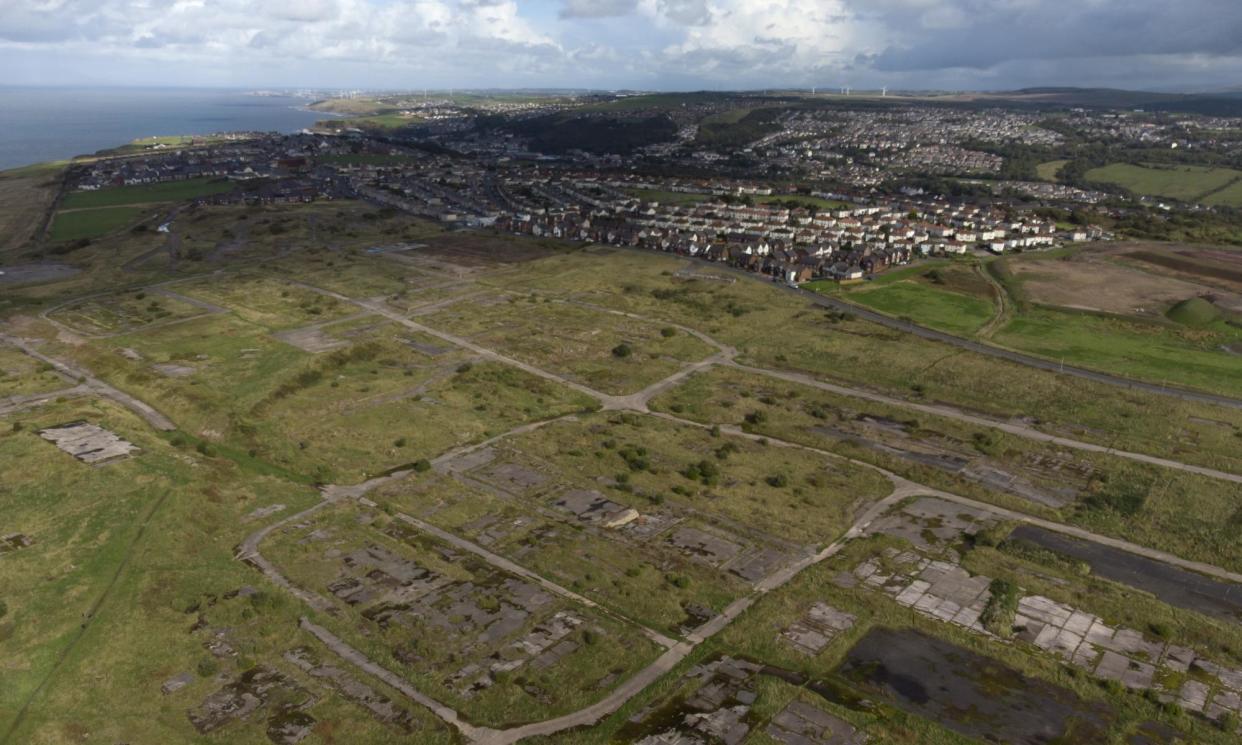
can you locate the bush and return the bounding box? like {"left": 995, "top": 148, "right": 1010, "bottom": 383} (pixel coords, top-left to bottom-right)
{"left": 660, "top": 327, "right": 677, "bottom": 338}
{"left": 980, "top": 578, "right": 1020, "bottom": 637}
{"left": 196, "top": 657, "right": 219, "bottom": 678}
{"left": 766, "top": 474, "right": 789, "bottom": 488}
{"left": 611, "top": 343, "right": 633, "bottom": 358}
{"left": 413, "top": 459, "right": 432, "bottom": 472}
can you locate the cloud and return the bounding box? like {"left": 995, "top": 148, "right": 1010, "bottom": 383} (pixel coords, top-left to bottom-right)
{"left": 560, "top": 0, "right": 638, "bottom": 19}
{"left": 1, "top": 0, "right": 1242, "bottom": 90}
{"left": 656, "top": 0, "right": 710, "bottom": 26}
{"left": 856, "top": 0, "right": 1242, "bottom": 72}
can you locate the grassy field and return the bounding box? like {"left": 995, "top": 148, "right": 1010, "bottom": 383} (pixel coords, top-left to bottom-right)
{"left": 1085, "top": 162, "right": 1242, "bottom": 203}
{"left": 847, "top": 281, "right": 995, "bottom": 335}
{"left": 1202, "top": 178, "right": 1242, "bottom": 207}
{"left": 993, "top": 305, "right": 1242, "bottom": 397}
{"left": 46, "top": 290, "right": 209, "bottom": 336}
{"left": 650, "top": 365, "right": 1242, "bottom": 574}
{"left": 0, "top": 397, "right": 358, "bottom": 744}
{"left": 419, "top": 295, "right": 718, "bottom": 395}
{"left": 503, "top": 412, "right": 892, "bottom": 547}
{"left": 48, "top": 206, "right": 149, "bottom": 243}
{"left": 7, "top": 202, "right": 1242, "bottom": 743}
{"left": 377, "top": 472, "right": 751, "bottom": 634}
{"left": 1035, "top": 159, "right": 1068, "bottom": 181}
{"left": 0, "top": 347, "right": 69, "bottom": 397}
{"left": 471, "top": 245, "right": 1242, "bottom": 467}
{"left": 60, "top": 177, "right": 234, "bottom": 209}
{"left": 265, "top": 499, "right": 663, "bottom": 728}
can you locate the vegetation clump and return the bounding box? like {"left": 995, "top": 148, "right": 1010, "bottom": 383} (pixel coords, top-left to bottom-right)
{"left": 1166, "top": 296, "right": 1220, "bottom": 327}
{"left": 980, "top": 578, "right": 1020, "bottom": 637}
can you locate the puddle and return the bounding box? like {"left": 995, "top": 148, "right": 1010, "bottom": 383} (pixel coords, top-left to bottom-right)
{"left": 838, "top": 627, "right": 1112, "bottom": 744}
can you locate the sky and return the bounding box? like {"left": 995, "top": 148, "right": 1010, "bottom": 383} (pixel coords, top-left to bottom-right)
{"left": 1, "top": 0, "right": 1241, "bottom": 92}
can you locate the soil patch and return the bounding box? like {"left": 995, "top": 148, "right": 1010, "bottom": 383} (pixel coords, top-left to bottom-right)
{"left": 1010, "top": 254, "right": 1230, "bottom": 316}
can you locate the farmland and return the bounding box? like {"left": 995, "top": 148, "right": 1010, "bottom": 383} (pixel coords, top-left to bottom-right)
{"left": 1085, "top": 162, "right": 1242, "bottom": 204}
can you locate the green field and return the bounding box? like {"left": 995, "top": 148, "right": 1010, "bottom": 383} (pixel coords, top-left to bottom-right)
{"left": 1201, "top": 177, "right": 1242, "bottom": 207}
{"left": 48, "top": 206, "right": 148, "bottom": 242}
{"left": 61, "top": 177, "right": 234, "bottom": 209}
{"left": 849, "top": 282, "right": 995, "bottom": 335}
{"left": 1035, "top": 160, "right": 1067, "bottom": 181}
{"left": 994, "top": 306, "right": 1242, "bottom": 397}
{"left": 1085, "top": 162, "right": 1242, "bottom": 203}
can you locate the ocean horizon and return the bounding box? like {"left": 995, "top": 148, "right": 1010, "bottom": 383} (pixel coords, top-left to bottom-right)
{"left": 0, "top": 86, "right": 332, "bottom": 171}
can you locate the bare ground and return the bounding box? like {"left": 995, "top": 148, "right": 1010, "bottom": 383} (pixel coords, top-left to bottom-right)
{"left": 1010, "top": 252, "right": 1239, "bottom": 316}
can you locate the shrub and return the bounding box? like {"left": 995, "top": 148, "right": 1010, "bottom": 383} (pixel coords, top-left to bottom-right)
{"left": 660, "top": 327, "right": 677, "bottom": 338}
{"left": 413, "top": 459, "right": 432, "bottom": 472}
{"left": 611, "top": 343, "right": 633, "bottom": 358}
{"left": 980, "top": 578, "right": 1020, "bottom": 637}
{"left": 197, "top": 657, "right": 219, "bottom": 678}
{"left": 666, "top": 574, "right": 691, "bottom": 589}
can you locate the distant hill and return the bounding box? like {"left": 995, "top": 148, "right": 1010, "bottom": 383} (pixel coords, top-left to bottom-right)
{"left": 971, "top": 87, "right": 1242, "bottom": 115}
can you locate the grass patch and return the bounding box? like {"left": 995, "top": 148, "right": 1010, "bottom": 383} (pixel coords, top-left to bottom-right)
{"left": 993, "top": 305, "right": 1242, "bottom": 397}
{"left": 847, "top": 281, "right": 994, "bottom": 335}
{"left": 48, "top": 206, "right": 148, "bottom": 243}
{"left": 61, "top": 177, "right": 234, "bottom": 209}
{"left": 1085, "top": 163, "right": 1241, "bottom": 203}
{"left": 1036, "top": 159, "right": 1068, "bottom": 182}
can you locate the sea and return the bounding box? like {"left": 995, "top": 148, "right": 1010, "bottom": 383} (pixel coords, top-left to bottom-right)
{"left": 0, "top": 86, "right": 334, "bottom": 171}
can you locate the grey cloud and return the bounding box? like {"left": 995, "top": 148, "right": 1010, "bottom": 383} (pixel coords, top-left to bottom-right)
{"left": 861, "top": 0, "right": 1242, "bottom": 72}
{"left": 559, "top": 0, "right": 637, "bottom": 19}
{"left": 658, "top": 0, "right": 710, "bottom": 25}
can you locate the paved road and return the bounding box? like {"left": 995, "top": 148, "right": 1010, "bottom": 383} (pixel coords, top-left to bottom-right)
{"left": 629, "top": 248, "right": 1242, "bottom": 410}
{"left": 0, "top": 334, "right": 177, "bottom": 431}
{"left": 728, "top": 361, "right": 1242, "bottom": 485}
